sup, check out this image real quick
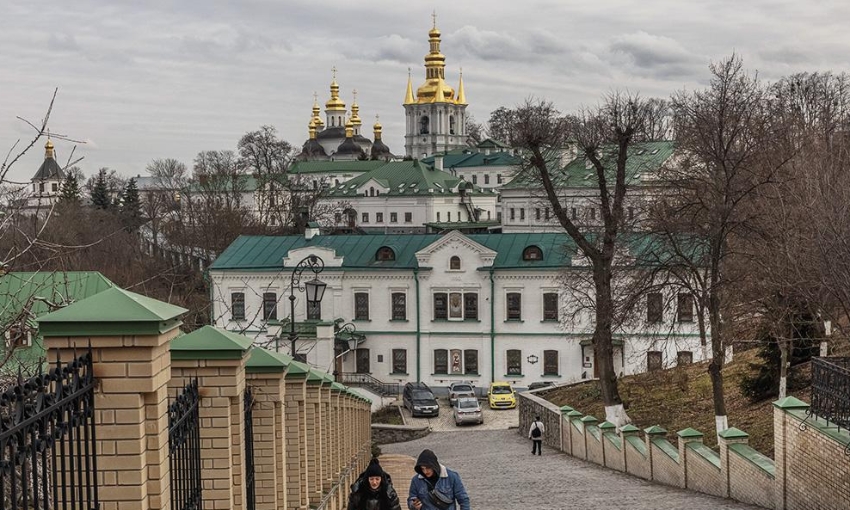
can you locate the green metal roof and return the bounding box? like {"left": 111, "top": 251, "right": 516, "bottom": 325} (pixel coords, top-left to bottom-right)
{"left": 324, "top": 160, "right": 496, "bottom": 198}
{"left": 171, "top": 325, "right": 253, "bottom": 359}
{"left": 289, "top": 160, "right": 386, "bottom": 175}
{"left": 502, "top": 141, "right": 676, "bottom": 190}
{"left": 422, "top": 150, "right": 519, "bottom": 170}
{"left": 210, "top": 232, "right": 580, "bottom": 271}
{"left": 38, "top": 286, "right": 186, "bottom": 336}
{"left": 246, "top": 347, "right": 295, "bottom": 373}
{"left": 0, "top": 271, "right": 114, "bottom": 324}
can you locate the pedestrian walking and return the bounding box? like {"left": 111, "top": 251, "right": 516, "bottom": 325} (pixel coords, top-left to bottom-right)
{"left": 407, "top": 449, "right": 470, "bottom": 510}
{"left": 528, "top": 415, "right": 545, "bottom": 455}
{"left": 348, "top": 458, "right": 402, "bottom": 510}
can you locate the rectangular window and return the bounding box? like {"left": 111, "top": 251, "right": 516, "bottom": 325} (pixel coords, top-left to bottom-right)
{"left": 506, "top": 292, "right": 522, "bottom": 320}
{"left": 628, "top": 207, "right": 635, "bottom": 220}
{"left": 464, "top": 293, "right": 478, "bottom": 320}
{"left": 647, "top": 351, "right": 663, "bottom": 372}
{"left": 362, "top": 212, "right": 369, "bottom": 223}
{"left": 510, "top": 208, "right": 515, "bottom": 220}
{"left": 472, "top": 175, "right": 477, "bottom": 184}
{"left": 571, "top": 207, "right": 577, "bottom": 220}
{"left": 535, "top": 208, "right": 541, "bottom": 220}
{"left": 543, "top": 293, "right": 558, "bottom": 321}
{"left": 589, "top": 208, "right": 596, "bottom": 220}
{"left": 356, "top": 349, "right": 370, "bottom": 373}
{"left": 447, "top": 212, "right": 452, "bottom": 222}
{"left": 437, "top": 212, "right": 441, "bottom": 222}
{"left": 464, "top": 349, "right": 479, "bottom": 374}
{"left": 354, "top": 292, "right": 370, "bottom": 320}
{"left": 52, "top": 183, "right": 58, "bottom": 192}
{"left": 677, "top": 293, "right": 694, "bottom": 323}
{"left": 404, "top": 212, "right": 412, "bottom": 223}
{"left": 231, "top": 292, "right": 245, "bottom": 321}
{"left": 543, "top": 350, "right": 558, "bottom": 375}
{"left": 484, "top": 175, "right": 490, "bottom": 185}
{"left": 334, "top": 213, "right": 342, "bottom": 223}
{"left": 545, "top": 208, "right": 550, "bottom": 220}
{"left": 434, "top": 349, "right": 448, "bottom": 374}
{"left": 376, "top": 212, "right": 384, "bottom": 223}
{"left": 677, "top": 351, "right": 693, "bottom": 365}
{"left": 307, "top": 300, "right": 321, "bottom": 320}
{"left": 391, "top": 292, "right": 406, "bottom": 320}
{"left": 390, "top": 212, "right": 398, "bottom": 223}
{"left": 434, "top": 292, "right": 448, "bottom": 320}
{"left": 262, "top": 292, "right": 277, "bottom": 321}
{"left": 647, "top": 293, "right": 663, "bottom": 323}
{"left": 506, "top": 349, "right": 522, "bottom": 375}
{"left": 497, "top": 174, "right": 503, "bottom": 184}
{"left": 520, "top": 208, "right": 525, "bottom": 220}
{"left": 449, "top": 292, "right": 463, "bottom": 318}
{"left": 392, "top": 349, "right": 407, "bottom": 374}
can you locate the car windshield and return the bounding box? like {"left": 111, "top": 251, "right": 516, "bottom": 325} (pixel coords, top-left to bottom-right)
{"left": 458, "top": 399, "right": 478, "bottom": 409}
{"left": 412, "top": 391, "right": 433, "bottom": 400}
{"left": 453, "top": 385, "right": 473, "bottom": 392}
{"left": 491, "top": 386, "right": 512, "bottom": 394}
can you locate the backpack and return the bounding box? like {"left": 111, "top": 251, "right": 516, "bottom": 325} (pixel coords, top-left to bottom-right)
{"left": 531, "top": 423, "right": 541, "bottom": 438}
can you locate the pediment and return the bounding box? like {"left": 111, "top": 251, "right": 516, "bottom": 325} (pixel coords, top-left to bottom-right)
{"left": 284, "top": 246, "right": 344, "bottom": 268}
{"left": 356, "top": 178, "right": 389, "bottom": 196}
{"left": 416, "top": 230, "right": 496, "bottom": 268}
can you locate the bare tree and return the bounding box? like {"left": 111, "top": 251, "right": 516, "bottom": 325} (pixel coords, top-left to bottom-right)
{"left": 511, "top": 95, "right": 668, "bottom": 426}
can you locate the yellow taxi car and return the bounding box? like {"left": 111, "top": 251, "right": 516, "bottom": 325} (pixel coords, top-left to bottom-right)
{"left": 487, "top": 381, "right": 517, "bottom": 409}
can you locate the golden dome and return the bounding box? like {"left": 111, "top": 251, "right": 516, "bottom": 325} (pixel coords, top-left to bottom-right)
{"left": 311, "top": 92, "right": 324, "bottom": 127}
{"left": 412, "top": 19, "right": 456, "bottom": 104}
{"left": 350, "top": 90, "right": 362, "bottom": 126}
{"left": 308, "top": 119, "right": 318, "bottom": 140}
{"left": 373, "top": 115, "right": 383, "bottom": 139}
{"left": 344, "top": 117, "right": 354, "bottom": 138}
{"left": 44, "top": 138, "right": 55, "bottom": 159}
{"left": 325, "top": 68, "right": 346, "bottom": 111}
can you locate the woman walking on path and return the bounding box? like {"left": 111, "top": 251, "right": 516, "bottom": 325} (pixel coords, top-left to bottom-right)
{"left": 348, "top": 458, "right": 403, "bottom": 510}
{"left": 528, "top": 416, "right": 545, "bottom": 455}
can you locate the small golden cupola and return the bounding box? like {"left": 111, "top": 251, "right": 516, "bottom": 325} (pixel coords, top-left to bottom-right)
{"left": 414, "top": 16, "right": 455, "bottom": 104}
{"left": 350, "top": 89, "right": 362, "bottom": 135}
{"left": 45, "top": 138, "right": 55, "bottom": 159}
{"left": 325, "top": 69, "right": 346, "bottom": 111}
{"left": 310, "top": 92, "right": 324, "bottom": 130}
{"left": 371, "top": 114, "right": 392, "bottom": 159}
{"left": 373, "top": 115, "right": 383, "bottom": 139}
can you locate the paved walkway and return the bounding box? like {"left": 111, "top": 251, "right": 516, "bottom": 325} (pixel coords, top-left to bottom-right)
{"left": 398, "top": 398, "right": 519, "bottom": 431}
{"left": 380, "top": 429, "right": 757, "bottom": 510}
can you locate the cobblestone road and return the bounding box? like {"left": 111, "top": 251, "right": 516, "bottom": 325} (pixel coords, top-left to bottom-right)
{"left": 380, "top": 429, "right": 758, "bottom": 510}
{"left": 398, "top": 398, "right": 518, "bottom": 431}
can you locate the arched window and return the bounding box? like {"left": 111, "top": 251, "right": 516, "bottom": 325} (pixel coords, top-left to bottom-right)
{"left": 449, "top": 115, "right": 456, "bottom": 135}
{"left": 522, "top": 246, "right": 543, "bottom": 261}
{"left": 376, "top": 246, "right": 396, "bottom": 261}
{"left": 450, "top": 256, "right": 461, "bottom": 270}
{"left": 420, "top": 116, "right": 430, "bottom": 135}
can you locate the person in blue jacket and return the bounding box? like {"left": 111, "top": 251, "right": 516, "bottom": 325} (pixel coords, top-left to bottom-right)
{"left": 407, "top": 449, "right": 470, "bottom": 510}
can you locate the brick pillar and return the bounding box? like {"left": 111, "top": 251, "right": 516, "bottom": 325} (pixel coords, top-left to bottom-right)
{"left": 305, "top": 371, "right": 323, "bottom": 505}
{"left": 283, "top": 361, "right": 309, "bottom": 510}
{"left": 772, "top": 396, "right": 810, "bottom": 510}
{"left": 677, "top": 427, "right": 705, "bottom": 489}
{"left": 39, "top": 286, "right": 187, "bottom": 510}
{"left": 599, "top": 421, "right": 617, "bottom": 468}
{"left": 620, "top": 424, "right": 641, "bottom": 473}
{"left": 246, "top": 348, "right": 293, "bottom": 510}
{"left": 320, "top": 378, "right": 333, "bottom": 492}
{"left": 330, "top": 384, "right": 343, "bottom": 484}
{"left": 717, "top": 427, "right": 749, "bottom": 498}
{"left": 170, "top": 326, "right": 252, "bottom": 510}
{"left": 559, "top": 405, "right": 574, "bottom": 454}
{"left": 644, "top": 425, "right": 667, "bottom": 480}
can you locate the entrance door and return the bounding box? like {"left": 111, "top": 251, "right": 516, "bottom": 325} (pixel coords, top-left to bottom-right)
{"left": 356, "top": 349, "right": 370, "bottom": 374}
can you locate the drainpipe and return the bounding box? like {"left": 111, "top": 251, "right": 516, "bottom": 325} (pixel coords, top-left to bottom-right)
{"left": 489, "top": 268, "right": 496, "bottom": 383}
{"left": 204, "top": 270, "right": 214, "bottom": 325}
{"left": 414, "top": 267, "right": 421, "bottom": 382}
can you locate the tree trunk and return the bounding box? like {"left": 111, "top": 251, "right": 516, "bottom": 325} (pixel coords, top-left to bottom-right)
{"left": 707, "top": 274, "right": 727, "bottom": 438}
{"left": 778, "top": 338, "right": 789, "bottom": 399}
{"left": 594, "top": 264, "right": 630, "bottom": 427}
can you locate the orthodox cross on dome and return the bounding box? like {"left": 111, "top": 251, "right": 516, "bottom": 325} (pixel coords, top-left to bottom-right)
{"left": 332, "top": 66, "right": 337, "bottom": 79}
{"left": 313, "top": 91, "right": 318, "bottom": 102}
{"left": 352, "top": 89, "right": 357, "bottom": 102}
{"left": 432, "top": 10, "right": 437, "bottom": 29}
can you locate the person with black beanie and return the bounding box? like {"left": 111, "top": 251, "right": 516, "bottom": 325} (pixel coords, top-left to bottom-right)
{"left": 347, "top": 458, "right": 402, "bottom": 510}
{"left": 407, "top": 449, "right": 470, "bottom": 510}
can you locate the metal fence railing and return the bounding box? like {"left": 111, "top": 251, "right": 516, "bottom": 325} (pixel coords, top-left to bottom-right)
{"left": 810, "top": 357, "right": 850, "bottom": 433}
{"left": 169, "top": 379, "right": 202, "bottom": 510}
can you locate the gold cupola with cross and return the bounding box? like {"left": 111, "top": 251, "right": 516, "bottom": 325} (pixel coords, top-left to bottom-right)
{"left": 404, "top": 13, "right": 469, "bottom": 158}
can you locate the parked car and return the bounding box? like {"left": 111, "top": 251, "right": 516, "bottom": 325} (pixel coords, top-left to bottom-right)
{"left": 448, "top": 381, "right": 476, "bottom": 406}
{"left": 487, "top": 381, "right": 517, "bottom": 409}
{"left": 403, "top": 382, "right": 439, "bottom": 417}
{"left": 527, "top": 381, "right": 555, "bottom": 391}
{"left": 453, "top": 397, "right": 483, "bottom": 425}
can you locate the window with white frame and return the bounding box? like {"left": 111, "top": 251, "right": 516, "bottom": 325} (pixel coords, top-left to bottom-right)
{"left": 543, "top": 293, "right": 558, "bottom": 321}
{"left": 231, "top": 292, "right": 245, "bottom": 321}
{"left": 433, "top": 291, "right": 478, "bottom": 320}
{"left": 506, "top": 292, "right": 522, "bottom": 320}
{"left": 392, "top": 349, "right": 407, "bottom": 374}
{"left": 391, "top": 292, "right": 406, "bottom": 320}
{"left": 506, "top": 349, "right": 522, "bottom": 375}
{"left": 543, "top": 350, "right": 558, "bottom": 375}
{"left": 354, "top": 292, "right": 370, "bottom": 320}
{"left": 262, "top": 292, "right": 277, "bottom": 321}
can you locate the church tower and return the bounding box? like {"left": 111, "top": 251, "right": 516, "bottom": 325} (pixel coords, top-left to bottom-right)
{"left": 404, "top": 16, "right": 468, "bottom": 159}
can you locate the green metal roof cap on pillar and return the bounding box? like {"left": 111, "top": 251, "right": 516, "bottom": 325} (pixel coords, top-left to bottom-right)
{"left": 717, "top": 427, "right": 749, "bottom": 440}
{"left": 38, "top": 286, "right": 187, "bottom": 336}
{"left": 599, "top": 421, "right": 617, "bottom": 431}
{"left": 644, "top": 425, "right": 667, "bottom": 435}
{"left": 619, "top": 424, "right": 641, "bottom": 433}
{"left": 559, "top": 405, "right": 574, "bottom": 414}
{"left": 307, "top": 369, "right": 325, "bottom": 383}
{"left": 331, "top": 382, "right": 346, "bottom": 392}
{"left": 677, "top": 427, "right": 704, "bottom": 438}
{"left": 171, "top": 325, "right": 252, "bottom": 360}
{"left": 246, "top": 347, "right": 295, "bottom": 373}
{"left": 284, "top": 359, "right": 310, "bottom": 379}
{"left": 773, "top": 396, "right": 810, "bottom": 409}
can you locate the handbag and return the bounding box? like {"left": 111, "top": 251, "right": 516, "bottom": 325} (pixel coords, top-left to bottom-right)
{"left": 428, "top": 488, "right": 453, "bottom": 510}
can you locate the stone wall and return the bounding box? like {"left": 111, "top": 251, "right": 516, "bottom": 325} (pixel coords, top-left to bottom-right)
{"left": 371, "top": 424, "right": 431, "bottom": 445}
{"left": 518, "top": 392, "right": 850, "bottom": 509}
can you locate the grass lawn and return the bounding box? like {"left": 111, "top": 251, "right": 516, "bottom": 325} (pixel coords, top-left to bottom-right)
{"left": 538, "top": 349, "right": 811, "bottom": 458}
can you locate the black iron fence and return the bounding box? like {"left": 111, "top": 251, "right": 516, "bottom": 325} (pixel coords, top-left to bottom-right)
{"left": 168, "top": 379, "right": 202, "bottom": 510}
{"left": 810, "top": 357, "right": 850, "bottom": 432}
{"left": 243, "top": 388, "right": 256, "bottom": 510}
{"left": 339, "top": 373, "right": 399, "bottom": 397}
{"left": 0, "top": 349, "right": 98, "bottom": 510}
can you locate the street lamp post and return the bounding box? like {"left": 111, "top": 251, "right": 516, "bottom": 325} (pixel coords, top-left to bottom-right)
{"left": 288, "top": 255, "right": 327, "bottom": 358}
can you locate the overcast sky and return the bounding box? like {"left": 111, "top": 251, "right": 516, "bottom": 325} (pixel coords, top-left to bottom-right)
{"left": 2, "top": 0, "right": 848, "bottom": 184}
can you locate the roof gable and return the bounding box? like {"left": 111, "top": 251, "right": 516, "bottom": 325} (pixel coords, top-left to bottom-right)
{"left": 416, "top": 230, "right": 497, "bottom": 267}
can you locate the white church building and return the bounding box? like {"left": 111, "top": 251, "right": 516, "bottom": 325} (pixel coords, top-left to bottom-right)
{"left": 207, "top": 229, "right": 709, "bottom": 390}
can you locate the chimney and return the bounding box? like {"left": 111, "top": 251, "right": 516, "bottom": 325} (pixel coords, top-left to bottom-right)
{"left": 435, "top": 155, "right": 444, "bottom": 171}
{"left": 304, "top": 221, "right": 320, "bottom": 241}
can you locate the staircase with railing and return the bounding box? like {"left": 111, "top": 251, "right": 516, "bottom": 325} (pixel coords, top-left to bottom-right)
{"left": 339, "top": 372, "right": 399, "bottom": 398}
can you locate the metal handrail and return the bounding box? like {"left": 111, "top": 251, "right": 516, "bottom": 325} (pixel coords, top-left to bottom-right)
{"left": 811, "top": 357, "right": 850, "bottom": 432}
{"left": 339, "top": 372, "right": 400, "bottom": 397}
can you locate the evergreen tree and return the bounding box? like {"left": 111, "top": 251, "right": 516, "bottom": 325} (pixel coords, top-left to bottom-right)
{"left": 58, "top": 173, "right": 82, "bottom": 205}
{"left": 119, "top": 178, "right": 142, "bottom": 230}
{"left": 90, "top": 169, "right": 111, "bottom": 210}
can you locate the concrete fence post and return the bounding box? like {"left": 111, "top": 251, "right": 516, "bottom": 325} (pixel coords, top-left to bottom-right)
{"left": 39, "top": 287, "right": 187, "bottom": 510}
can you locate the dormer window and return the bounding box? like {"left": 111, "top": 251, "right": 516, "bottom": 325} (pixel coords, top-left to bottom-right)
{"left": 376, "top": 246, "right": 396, "bottom": 261}
{"left": 522, "top": 246, "right": 543, "bottom": 261}
{"left": 450, "top": 256, "right": 461, "bottom": 270}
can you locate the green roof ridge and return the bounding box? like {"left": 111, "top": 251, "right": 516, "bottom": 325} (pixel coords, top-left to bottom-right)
{"left": 644, "top": 425, "right": 667, "bottom": 435}
{"left": 171, "top": 326, "right": 253, "bottom": 359}
{"left": 566, "top": 410, "right": 583, "bottom": 418}
{"left": 284, "top": 359, "right": 310, "bottom": 378}
{"left": 718, "top": 427, "right": 749, "bottom": 440}
{"left": 559, "top": 405, "right": 574, "bottom": 414}
{"left": 598, "top": 421, "right": 616, "bottom": 430}
{"left": 620, "top": 424, "right": 641, "bottom": 433}
{"left": 246, "top": 347, "right": 294, "bottom": 372}
{"left": 580, "top": 415, "right": 599, "bottom": 423}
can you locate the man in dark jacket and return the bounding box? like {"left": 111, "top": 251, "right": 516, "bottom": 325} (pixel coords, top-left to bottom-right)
{"left": 408, "top": 449, "right": 470, "bottom": 510}
{"left": 348, "top": 458, "right": 402, "bottom": 510}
